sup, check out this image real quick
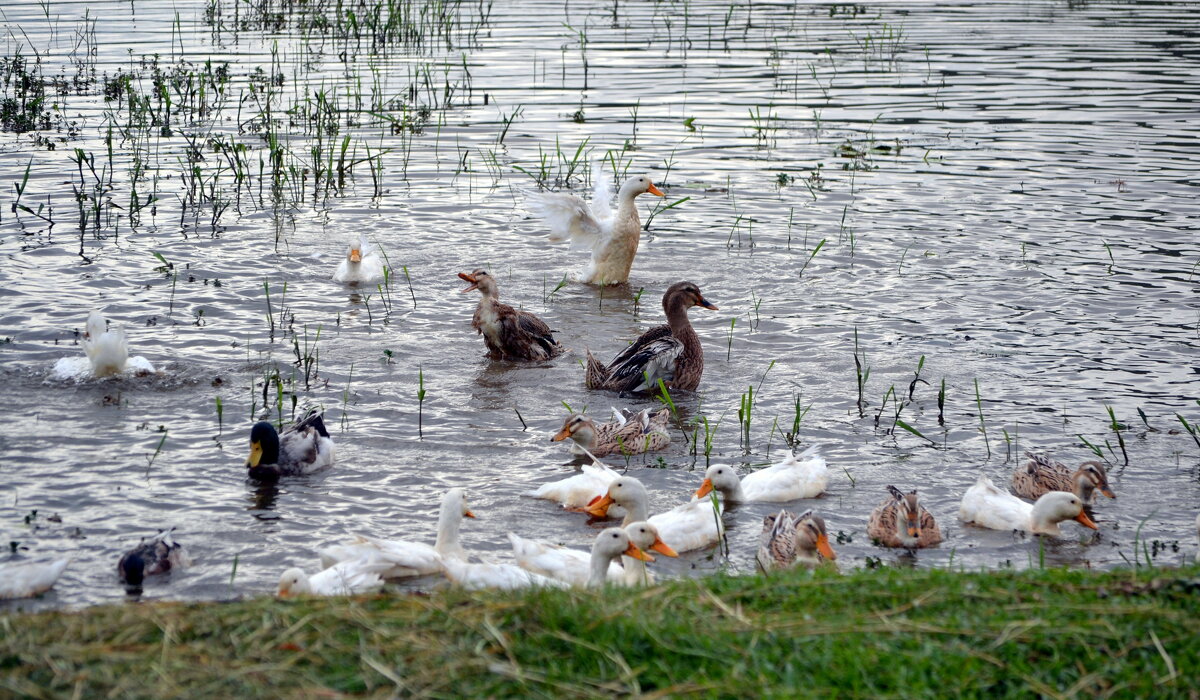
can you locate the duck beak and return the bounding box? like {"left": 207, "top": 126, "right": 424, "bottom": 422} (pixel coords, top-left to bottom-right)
{"left": 1100, "top": 487, "right": 1116, "bottom": 499}
{"left": 647, "top": 182, "right": 665, "bottom": 197}
{"left": 551, "top": 426, "right": 571, "bottom": 442}
{"left": 816, "top": 533, "right": 838, "bottom": 560}
{"left": 246, "top": 441, "right": 263, "bottom": 468}
{"left": 276, "top": 586, "right": 289, "bottom": 598}
{"left": 585, "top": 494, "right": 616, "bottom": 518}
{"left": 457, "top": 272, "right": 479, "bottom": 293}
{"left": 650, "top": 536, "right": 678, "bottom": 558}
{"left": 906, "top": 518, "right": 920, "bottom": 539}
{"left": 464, "top": 510, "right": 477, "bottom": 519}
{"left": 624, "top": 542, "right": 655, "bottom": 562}
{"left": 1074, "top": 511, "right": 1098, "bottom": 530}
{"left": 696, "top": 295, "right": 719, "bottom": 311}
{"left": 694, "top": 478, "right": 715, "bottom": 499}
{"left": 349, "top": 248, "right": 362, "bottom": 263}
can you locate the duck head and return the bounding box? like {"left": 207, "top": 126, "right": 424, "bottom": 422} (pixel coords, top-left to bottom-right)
{"left": 624, "top": 521, "right": 678, "bottom": 557}
{"left": 585, "top": 476, "right": 648, "bottom": 518}
{"left": 662, "top": 281, "right": 719, "bottom": 315}
{"left": 796, "top": 511, "right": 837, "bottom": 560}
{"left": 694, "top": 464, "right": 743, "bottom": 502}
{"left": 618, "top": 175, "right": 665, "bottom": 200}
{"left": 458, "top": 269, "right": 499, "bottom": 298}
{"left": 1030, "top": 491, "right": 1098, "bottom": 534}
{"left": 277, "top": 568, "right": 310, "bottom": 597}
{"left": 1073, "top": 461, "right": 1115, "bottom": 501}
{"left": 246, "top": 422, "right": 281, "bottom": 470}
{"left": 552, "top": 414, "right": 595, "bottom": 448}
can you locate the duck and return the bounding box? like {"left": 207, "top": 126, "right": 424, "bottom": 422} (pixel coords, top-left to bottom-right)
{"left": 867, "top": 486, "right": 943, "bottom": 549}
{"left": 586, "top": 475, "right": 724, "bottom": 553}
{"left": 528, "top": 459, "right": 623, "bottom": 511}
{"left": 585, "top": 282, "right": 718, "bottom": 394}
{"left": 1012, "top": 452, "right": 1115, "bottom": 502}
{"left": 440, "top": 555, "right": 570, "bottom": 591}
{"left": 245, "top": 408, "right": 335, "bottom": 481}
{"left": 118, "top": 528, "right": 191, "bottom": 590}
{"left": 524, "top": 163, "right": 665, "bottom": 285}
{"left": 959, "top": 475, "right": 1098, "bottom": 536}
{"left": 332, "top": 233, "right": 386, "bottom": 286}
{"left": 755, "top": 510, "right": 837, "bottom": 571}
{"left": 51, "top": 311, "right": 155, "bottom": 380}
{"left": 459, "top": 269, "right": 562, "bottom": 361}
{"left": 552, "top": 407, "right": 671, "bottom": 458}
{"left": 277, "top": 557, "right": 390, "bottom": 597}
{"left": 693, "top": 446, "right": 828, "bottom": 503}
{"left": 509, "top": 524, "right": 669, "bottom": 588}
{"left": 0, "top": 558, "right": 70, "bottom": 600}
{"left": 318, "top": 488, "right": 475, "bottom": 578}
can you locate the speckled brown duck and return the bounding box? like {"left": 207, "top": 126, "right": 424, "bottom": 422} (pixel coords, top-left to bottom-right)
{"left": 459, "top": 269, "right": 562, "bottom": 361}
{"left": 867, "top": 486, "right": 943, "bottom": 549}
{"left": 552, "top": 407, "right": 671, "bottom": 458}
{"left": 584, "top": 281, "right": 718, "bottom": 394}
{"left": 1011, "top": 452, "right": 1115, "bottom": 502}
{"left": 755, "top": 509, "right": 837, "bottom": 572}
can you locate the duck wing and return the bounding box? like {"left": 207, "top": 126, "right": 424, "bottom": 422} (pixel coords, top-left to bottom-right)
{"left": 603, "top": 326, "right": 681, "bottom": 392}
{"left": 525, "top": 189, "right": 607, "bottom": 251}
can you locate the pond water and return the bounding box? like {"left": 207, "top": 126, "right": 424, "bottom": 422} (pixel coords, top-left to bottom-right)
{"left": 2, "top": 0, "right": 1198, "bottom": 611}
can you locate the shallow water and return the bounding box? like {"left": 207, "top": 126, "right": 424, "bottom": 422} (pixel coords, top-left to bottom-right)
{"left": 2, "top": 0, "right": 1198, "bottom": 611}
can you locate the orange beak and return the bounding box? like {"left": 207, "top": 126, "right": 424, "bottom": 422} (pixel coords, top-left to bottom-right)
{"left": 551, "top": 426, "right": 571, "bottom": 442}
{"left": 464, "top": 510, "right": 477, "bottom": 519}
{"left": 1100, "top": 487, "right": 1116, "bottom": 499}
{"left": 694, "top": 478, "right": 715, "bottom": 499}
{"left": 349, "top": 248, "right": 362, "bottom": 263}
{"left": 585, "top": 494, "right": 616, "bottom": 518}
{"left": 816, "top": 533, "right": 837, "bottom": 560}
{"left": 276, "top": 587, "right": 290, "bottom": 598}
{"left": 696, "top": 295, "right": 718, "bottom": 311}
{"left": 647, "top": 182, "right": 664, "bottom": 197}
{"left": 457, "top": 272, "right": 479, "bottom": 293}
{"left": 906, "top": 517, "right": 920, "bottom": 539}
{"left": 624, "top": 541, "right": 654, "bottom": 562}
{"left": 650, "top": 536, "right": 678, "bottom": 558}
{"left": 1074, "top": 511, "right": 1098, "bottom": 530}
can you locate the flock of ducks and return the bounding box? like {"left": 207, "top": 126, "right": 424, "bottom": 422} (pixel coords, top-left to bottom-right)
{"left": 5, "top": 166, "right": 1197, "bottom": 602}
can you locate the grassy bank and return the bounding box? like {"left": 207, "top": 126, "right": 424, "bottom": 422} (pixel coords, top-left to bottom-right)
{"left": 3, "top": 565, "right": 1198, "bottom": 698}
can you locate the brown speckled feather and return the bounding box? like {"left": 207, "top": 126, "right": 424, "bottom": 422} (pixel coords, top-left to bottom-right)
{"left": 867, "top": 487, "right": 943, "bottom": 548}
{"left": 1012, "top": 452, "right": 1113, "bottom": 502}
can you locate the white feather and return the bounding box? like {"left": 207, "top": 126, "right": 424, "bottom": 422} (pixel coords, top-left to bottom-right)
{"left": 0, "top": 559, "right": 69, "bottom": 599}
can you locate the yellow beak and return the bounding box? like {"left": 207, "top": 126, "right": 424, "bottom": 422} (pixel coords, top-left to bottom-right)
{"left": 816, "top": 533, "right": 838, "bottom": 561}
{"left": 349, "top": 248, "right": 362, "bottom": 263}
{"left": 1075, "top": 510, "right": 1098, "bottom": 530}
{"left": 246, "top": 441, "right": 263, "bottom": 468}
{"left": 464, "top": 510, "right": 477, "bottom": 519}
{"left": 551, "top": 426, "right": 572, "bottom": 442}
{"left": 650, "top": 537, "right": 678, "bottom": 558}
{"left": 693, "top": 478, "right": 715, "bottom": 499}
{"left": 647, "top": 182, "right": 665, "bottom": 197}
{"left": 586, "top": 494, "right": 616, "bottom": 518}
{"left": 624, "top": 542, "right": 654, "bottom": 562}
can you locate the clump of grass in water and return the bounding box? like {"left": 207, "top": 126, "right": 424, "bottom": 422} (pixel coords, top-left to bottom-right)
{"left": 974, "top": 378, "right": 990, "bottom": 459}
{"left": 340, "top": 363, "right": 354, "bottom": 432}
{"left": 417, "top": 365, "right": 426, "bottom": 438}
{"left": 214, "top": 396, "right": 223, "bottom": 435}
{"left": 1105, "top": 405, "right": 1130, "bottom": 467}
{"left": 726, "top": 317, "right": 736, "bottom": 360}
{"left": 853, "top": 327, "right": 870, "bottom": 418}
{"left": 738, "top": 385, "right": 754, "bottom": 450}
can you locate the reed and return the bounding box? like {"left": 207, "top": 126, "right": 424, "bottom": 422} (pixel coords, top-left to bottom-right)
{"left": 974, "top": 378, "right": 990, "bottom": 459}
{"left": 417, "top": 365, "right": 426, "bottom": 438}
{"left": 1105, "top": 406, "right": 1129, "bottom": 466}
{"left": 853, "top": 327, "right": 870, "bottom": 418}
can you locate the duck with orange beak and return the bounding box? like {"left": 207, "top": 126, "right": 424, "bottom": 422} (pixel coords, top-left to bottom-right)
{"left": 959, "top": 475, "right": 1100, "bottom": 537}
{"left": 867, "top": 486, "right": 943, "bottom": 549}
{"left": 524, "top": 162, "right": 666, "bottom": 285}
{"left": 585, "top": 281, "right": 718, "bottom": 394}
{"left": 333, "top": 234, "right": 385, "bottom": 286}
{"left": 458, "top": 268, "right": 563, "bottom": 361}
{"left": 586, "top": 475, "right": 724, "bottom": 554}
{"left": 756, "top": 509, "right": 838, "bottom": 571}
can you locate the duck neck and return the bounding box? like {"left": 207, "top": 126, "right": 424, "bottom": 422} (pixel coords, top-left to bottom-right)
{"left": 718, "top": 480, "right": 746, "bottom": 504}
{"left": 1028, "top": 504, "right": 1063, "bottom": 536}
{"left": 434, "top": 506, "right": 466, "bottom": 559}
{"left": 619, "top": 498, "right": 649, "bottom": 527}
{"left": 588, "top": 548, "right": 614, "bottom": 588}
{"left": 664, "top": 302, "right": 699, "bottom": 352}
{"left": 1073, "top": 473, "right": 1095, "bottom": 502}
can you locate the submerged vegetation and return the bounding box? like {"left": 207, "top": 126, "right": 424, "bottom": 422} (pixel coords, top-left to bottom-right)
{"left": 4, "top": 565, "right": 1199, "bottom": 697}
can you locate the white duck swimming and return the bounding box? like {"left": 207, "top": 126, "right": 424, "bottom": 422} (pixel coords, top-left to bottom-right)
{"left": 693, "top": 446, "right": 828, "bottom": 503}
{"left": 524, "top": 163, "right": 664, "bottom": 285}
{"left": 440, "top": 555, "right": 569, "bottom": 591}
{"left": 51, "top": 311, "right": 155, "bottom": 380}
{"left": 959, "top": 475, "right": 1098, "bottom": 536}
{"left": 276, "top": 557, "right": 389, "bottom": 597}
{"left": 509, "top": 525, "right": 666, "bottom": 588}
{"left": 0, "top": 558, "right": 70, "bottom": 600}
{"left": 319, "top": 488, "right": 476, "bottom": 578}
{"left": 332, "top": 234, "right": 386, "bottom": 286}
{"left": 529, "top": 459, "right": 623, "bottom": 511}
{"left": 586, "top": 475, "right": 724, "bottom": 553}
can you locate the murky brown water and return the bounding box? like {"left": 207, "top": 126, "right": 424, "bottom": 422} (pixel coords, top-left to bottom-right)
{"left": 2, "top": 0, "right": 1199, "bottom": 611}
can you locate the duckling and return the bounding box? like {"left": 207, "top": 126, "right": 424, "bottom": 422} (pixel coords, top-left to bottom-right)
{"left": 459, "top": 269, "right": 562, "bottom": 361}
{"left": 959, "top": 475, "right": 1098, "bottom": 536}
{"left": 118, "top": 529, "right": 190, "bottom": 591}
{"left": 333, "top": 234, "right": 385, "bottom": 286}
{"left": 277, "top": 557, "right": 389, "bottom": 597}
{"left": 245, "top": 408, "right": 335, "bottom": 481}
{"left": 693, "top": 446, "right": 827, "bottom": 503}
{"left": 867, "top": 486, "right": 943, "bottom": 549}
{"left": 755, "top": 509, "right": 837, "bottom": 572}
{"left": 552, "top": 407, "right": 671, "bottom": 458}
{"left": 585, "top": 282, "right": 718, "bottom": 393}
{"left": 524, "top": 163, "right": 665, "bottom": 285}
{"left": 1012, "top": 452, "right": 1115, "bottom": 502}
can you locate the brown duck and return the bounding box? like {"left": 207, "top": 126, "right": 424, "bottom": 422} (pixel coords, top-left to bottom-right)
{"left": 552, "top": 407, "right": 671, "bottom": 458}
{"left": 1011, "top": 452, "right": 1115, "bottom": 502}
{"left": 755, "top": 509, "right": 837, "bottom": 572}
{"left": 584, "top": 281, "right": 718, "bottom": 393}
{"left": 459, "top": 269, "right": 562, "bottom": 361}
{"left": 867, "top": 486, "right": 943, "bottom": 549}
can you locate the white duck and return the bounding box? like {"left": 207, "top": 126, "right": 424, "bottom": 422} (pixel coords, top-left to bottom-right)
{"left": 318, "top": 488, "right": 475, "bottom": 578}
{"left": 333, "top": 234, "right": 386, "bottom": 286}
{"left": 276, "top": 557, "right": 389, "bottom": 597}
{"left": 440, "top": 555, "right": 569, "bottom": 591}
{"left": 52, "top": 311, "right": 155, "bottom": 380}
{"left": 0, "top": 558, "right": 70, "bottom": 600}
{"left": 693, "top": 446, "right": 828, "bottom": 503}
{"left": 508, "top": 525, "right": 663, "bottom": 588}
{"left": 528, "top": 459, "right": 623, "bottom": 511}
{"left": 586, "top": 475, "right": 724, "bottom": 553}
{"left": 524, "top": 162, "right": 664, "bottom": 285}
{"left": 959, "top": 475, "right": 1098, "bottom": 536}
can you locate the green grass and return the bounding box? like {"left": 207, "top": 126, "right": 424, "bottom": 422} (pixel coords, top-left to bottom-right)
{"left": 3, "top": 565, "right": 1197, "bottom": 697}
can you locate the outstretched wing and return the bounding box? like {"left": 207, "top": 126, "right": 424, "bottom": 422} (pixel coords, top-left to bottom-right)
{"left": 590, "top": 160, "right": 615, "bottom": 226}
{"left": 524, "top": 189, "right": 606, "bottom": 251}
